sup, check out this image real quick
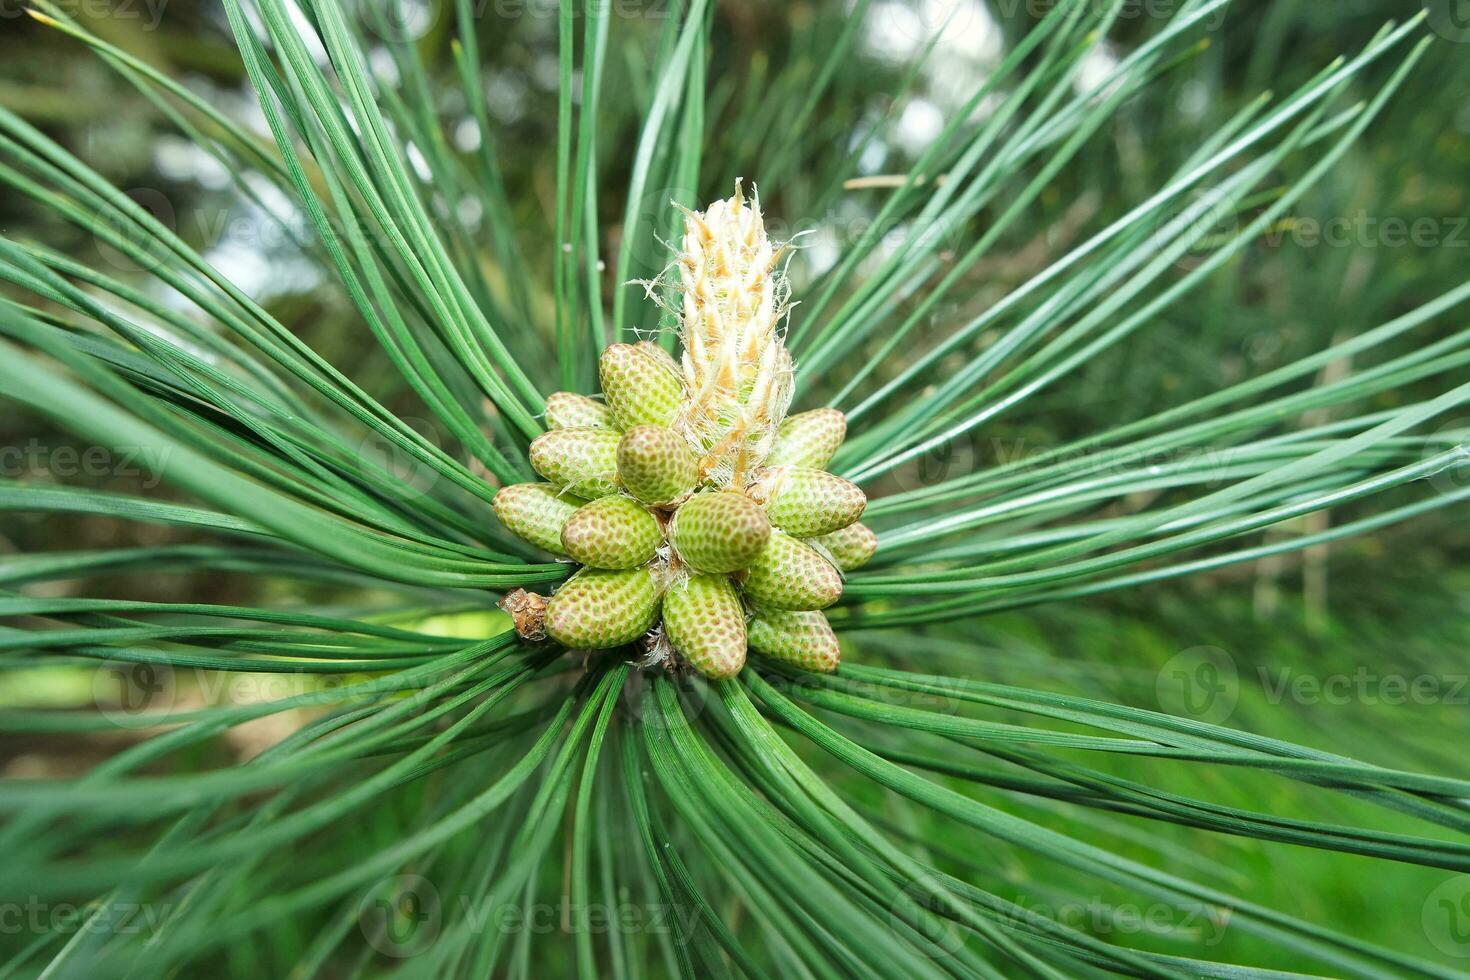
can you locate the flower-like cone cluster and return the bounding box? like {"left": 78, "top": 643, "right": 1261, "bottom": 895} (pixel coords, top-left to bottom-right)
{"left": 493, "top": 184, "right": 874, "bottom": 678}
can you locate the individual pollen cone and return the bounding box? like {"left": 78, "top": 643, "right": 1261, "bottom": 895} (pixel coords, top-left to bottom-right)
{"left": 493, "top": 483, "right": 586, "bottom": 556}
{"left": 767, "top": 408, "right": 847, "bottom": 469}
{"left": 813, "top": 522, "right": 877, "bottom": 571}
{"left": 738, "top": 530, "right": 842, "bottom": 610}
{"left": 663, "top": 574, "right": 747, "bottom": 679}
{"left": 529, "top": 427, "right": 621, "bottom": 498}
{"left": 748, "top": 465, "right": 866, "bottom": 538}
{"left": 560, "top": 495, "right": 662, "bottom": 569}
{"left": 634, "top": 340, "right": 682, "bottom": 376}
{"left": 545, "top": 391, "right": 614, "bottom": 430}
{"left": 674, "top": 182, "right": 794, "bottom": 487}
{"left": 544, "top": 567, "right": 661, "bottom": 649}
{"left": 599, "top": 343, "right": 684, "bottom": 430}
{"left": 617, "top": 425, "right": 698, "bottom": 506}
{"left": 671, "top": 491, "right": 771, "bottom": 573}
{"left": 747, "top": 608, "right": 840, "bottom": 673}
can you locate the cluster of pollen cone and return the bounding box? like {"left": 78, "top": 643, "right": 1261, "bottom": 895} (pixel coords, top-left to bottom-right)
{"left": 493, "top": 184, "right": 874, "bottom": 678}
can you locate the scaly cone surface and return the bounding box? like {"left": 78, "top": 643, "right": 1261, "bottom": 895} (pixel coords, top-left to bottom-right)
{"left": 493, "top": 182, "right": 870, "bottom": 677}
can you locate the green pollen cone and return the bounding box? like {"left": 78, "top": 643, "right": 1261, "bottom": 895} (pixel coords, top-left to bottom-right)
{"left": 529, "top": 426, "right": 621, "bottom": 498}
{"left": 671, "top": 491, "right": 771, "bottom": 573}
{"left": 747, "top": 608, "right": 840, "bottom": 673}
{"left": 544, "top": 567, "right": 661, "bottom": 649}
{"left": 766, "top": 408, "right": 847, "bottom": 469}
{"left": 492, "top": 483, "right": 586, "bottom": 556}
{"left": 634, "top": 340, "right": 682, "bottom": 376}
{"left": 749, "top": 465, "right": 866, "bottom": 537}
{"left": 560, "top": 495, "right": 662, "bottom": 569}
{"left": 662, "top": 573, "right": 747, "bottom": 679}
{"left": 617, "top": 425, "right": 698, "bottom": 506}
{"left": 738, "top": 529, "right": 843, "bottom": 610}
{"left": 813, "top": 522, "right": 877, "bottom": 571}
{"left": 599, "top": 343, "right": 684, "bottom": 430}
{"left": 545, "top": 391, "right": 615, "bottom": 430}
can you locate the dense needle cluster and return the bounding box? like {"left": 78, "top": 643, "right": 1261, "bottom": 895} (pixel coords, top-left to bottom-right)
{"left": 493, "top": 185, "right": 875, "bottom": 677}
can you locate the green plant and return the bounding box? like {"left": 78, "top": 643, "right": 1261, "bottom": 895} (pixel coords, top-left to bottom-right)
{"left": 1, "top": 0, "right": 1468, "bottom": 976}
